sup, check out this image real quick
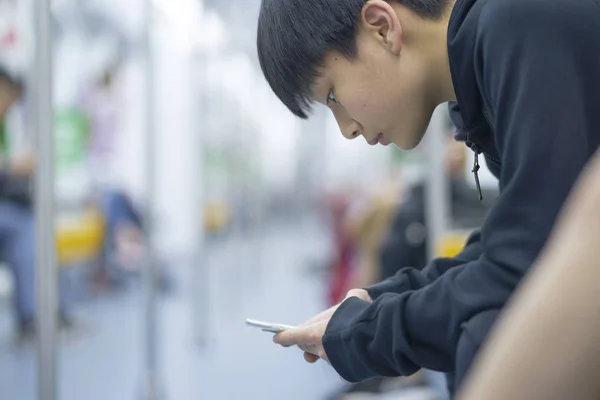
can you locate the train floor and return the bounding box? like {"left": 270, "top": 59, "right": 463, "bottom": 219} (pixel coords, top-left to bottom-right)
{"left": 0, "top": 215, "right": 449, "bottom": 400}
{"left": 0, "top": 215, "right": 344, "bottom": 400}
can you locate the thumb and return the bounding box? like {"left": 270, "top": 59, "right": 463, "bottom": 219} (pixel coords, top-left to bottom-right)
{"left": 273, "top": 326, "right": 312, "bottom": 347}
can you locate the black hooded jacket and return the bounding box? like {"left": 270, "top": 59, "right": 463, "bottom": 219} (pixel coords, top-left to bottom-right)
{"left": 322, "top": 0, "right": 600, "bottom": 387}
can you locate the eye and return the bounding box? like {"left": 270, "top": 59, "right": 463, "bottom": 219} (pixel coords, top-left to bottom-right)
{"left": 327, "top": 89, "right": 338, "bottom": 105}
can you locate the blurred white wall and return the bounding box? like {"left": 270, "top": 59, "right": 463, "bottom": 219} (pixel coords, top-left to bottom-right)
{"left": 112, "top": 0, "right": 201, "bottom": 256}
{"left": 153, "top": 25, "right": 198, "bottom": 255}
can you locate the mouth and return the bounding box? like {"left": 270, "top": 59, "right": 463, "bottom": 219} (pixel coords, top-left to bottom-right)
{"left": 367, "top": 133, "right": 391, "bottom": 146}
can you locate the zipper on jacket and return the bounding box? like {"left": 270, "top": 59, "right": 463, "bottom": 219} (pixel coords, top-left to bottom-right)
{"left": 466, "top": 141, "right": 483, "bottom": 201}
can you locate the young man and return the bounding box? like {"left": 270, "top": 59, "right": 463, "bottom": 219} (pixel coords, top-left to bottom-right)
{"left": 257, "top": 0, "right": 600, "bottom": 394}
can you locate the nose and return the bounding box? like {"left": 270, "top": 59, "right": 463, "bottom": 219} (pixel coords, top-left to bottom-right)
{"left": 334, "top": 112, "right": 362, "bottom": 140}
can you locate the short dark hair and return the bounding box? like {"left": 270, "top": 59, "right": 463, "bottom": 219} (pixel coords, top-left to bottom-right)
{"left": 257, "top": 0, "right": 449, "bottom": 119}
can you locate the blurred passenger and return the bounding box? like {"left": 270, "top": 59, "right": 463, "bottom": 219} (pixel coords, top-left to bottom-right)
{"left": 0, "top": 68, "right": 73, "bottom": 341}
{"left": 101, "top": 190, "right": 145, "bottom": 268}
{"left": 459, "top": 150, "right": 600, "bottom": 400}
{"left": 84, "top": 66, "right": 121, "bottom": 184}
{"left": 346, "top": 181, "right": 401, "bottom": 289}
{"left": 377, "top": 137, "right": 493, "bottom": 284}
{"left": 81, "top": 66, "right": 172, "bottom": 292}
{"left": 344, "top": 136, "right": 491, "bottom": 294}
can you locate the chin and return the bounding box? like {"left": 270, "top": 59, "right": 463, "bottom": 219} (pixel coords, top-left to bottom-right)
{"left": 392, "top": 132, "right": 422, "bottom": 150}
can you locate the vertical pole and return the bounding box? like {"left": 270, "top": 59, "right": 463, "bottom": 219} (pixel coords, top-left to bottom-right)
{"left": 424, "top": 105, "right": 450, "bottom": 260}
{"left": 34, "top": 0, "right": 57, "bottom": 398}
{"left": 423, "top": 105, "right": 452, "bottom": 397}
{"left": 141, "top": 0, "right": 162, "bottom": 398}
{"left": 191, "top": 51, "right": 209, "bottom": 348}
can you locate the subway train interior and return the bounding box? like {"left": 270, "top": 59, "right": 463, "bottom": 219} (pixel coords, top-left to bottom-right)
{"left": 4, "top": 0, "right": 597, "bottom": 399}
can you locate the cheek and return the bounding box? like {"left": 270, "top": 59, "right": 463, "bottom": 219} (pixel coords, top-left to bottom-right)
{"left": 340, "top": 86, "right": 392, "bottom": 127}
{"left": 333, "top": 60, "right": 428, "bottom": 135}
{"left": 384, "top": 74, "right": 434, "bottom": 148}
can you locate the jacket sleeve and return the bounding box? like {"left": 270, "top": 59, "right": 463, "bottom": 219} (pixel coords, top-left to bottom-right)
{"left": 365, "top": 229, "right": 483, "bottom": 299}
{"left": 323, "top": 1, "right": 600, "bottom": 382}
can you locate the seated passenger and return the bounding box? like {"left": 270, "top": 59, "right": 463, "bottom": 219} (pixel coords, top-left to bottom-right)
{"left": 0, "top": 68, "right": 74, "bottom": 342}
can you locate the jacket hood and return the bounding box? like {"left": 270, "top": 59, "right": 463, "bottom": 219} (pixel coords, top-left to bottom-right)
{"left": 447, "top": 0, "right": 501, "bottom": 192}
{"left": 447, "top": 0, "right": 489, "bottom": 137}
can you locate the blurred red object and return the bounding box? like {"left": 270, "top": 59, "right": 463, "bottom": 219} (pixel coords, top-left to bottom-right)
{"left": 322, "top": 190, "right": 356, "bottom": 306}
{"left": 1, "top": 30, "right": 16, "bottom": 48}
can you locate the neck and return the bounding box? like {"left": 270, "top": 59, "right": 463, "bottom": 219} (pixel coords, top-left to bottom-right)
{"left": 407, "top": 9, "right": 456, "bottom": 105}
{"left": 436, "top": 37, "right": 456, "bottom": 104}
{"left": 427, "top": 15, "right": 456, "bottom": 104}
{"left": 434, "top": 1, "right": 457, "bottom": 104}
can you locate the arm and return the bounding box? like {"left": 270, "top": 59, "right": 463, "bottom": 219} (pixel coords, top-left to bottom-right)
{"left": 459, "top": 150, "right": 600, "bottom": 400}
{"left": 323, "top": 1, "right": 600, "bottom": 382}
{"left": 364, "top": 229, "right": 482, "bottom": 299}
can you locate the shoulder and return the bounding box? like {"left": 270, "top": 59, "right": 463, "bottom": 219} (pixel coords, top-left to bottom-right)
{"left": 479, "top": 0, "right": 599, "bottom": 36}
{"left": 475, "top": 0, "right": 600, "bottom": 62}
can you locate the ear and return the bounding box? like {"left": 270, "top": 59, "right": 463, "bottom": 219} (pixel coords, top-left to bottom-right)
{"left": 360, "top": 0, "right": 403, "bottom": 55}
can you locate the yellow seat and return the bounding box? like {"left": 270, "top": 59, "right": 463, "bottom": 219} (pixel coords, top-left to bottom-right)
{"left": 204, "top": 202, "right": 231, "bottom": 233}
{"left": 56, "top": 207, "right": 105, "bottom": 266}
{"left": 437, "top": 232, "right": 468, "bottom": 258}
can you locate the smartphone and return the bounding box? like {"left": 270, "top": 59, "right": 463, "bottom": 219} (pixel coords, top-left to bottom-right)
{"left": 245, "top": 318, "right": 295, "bottom": 333}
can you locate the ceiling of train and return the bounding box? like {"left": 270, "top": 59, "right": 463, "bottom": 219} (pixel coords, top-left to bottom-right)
{"left": 202, "top": 0, "right": 262, "bottom": 57}
{"left": 51, "top": 0, "right": 263, "bottom": 63}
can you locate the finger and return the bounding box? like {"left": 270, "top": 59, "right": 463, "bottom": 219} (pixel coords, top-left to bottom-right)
{"left": 317, "top": 348, "right": 329, "bottom": 362}
{"left": 304, "top": 304, "right": 339, "bottom": 325}
{"left": 269, "top": 331, "right": 293, "bottom": 346}
{"left": 298, "top": 343, "right": 318, "bottom": 355}
{"left": 273, "top": 326, "right": 313, "bottom": 347}
{"left": 298, "top": 305, "right": 337, "bottom": 327}
{"left": 301, "top": 343, "right": 328, "bottom": 361}
{"left": 304, "top": 352, "right": 319, "bottom": 363}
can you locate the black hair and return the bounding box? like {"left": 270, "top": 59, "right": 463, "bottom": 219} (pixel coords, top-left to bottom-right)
{"left": 257, "top": 0, "right": 449, "bottom": 119}
{"left": 0, "top": 66, "right": 24, "bottom": 96}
